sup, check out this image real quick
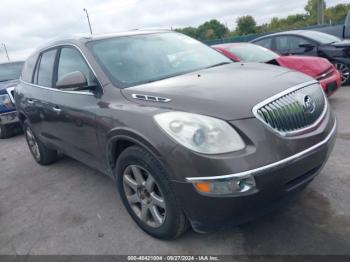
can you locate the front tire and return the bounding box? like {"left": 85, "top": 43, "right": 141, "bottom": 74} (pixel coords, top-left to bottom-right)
{"left": 23, "top": 120, "right": 58, "bottom": 165}
{"left": 116, "top": 146, "right": 189, "bottom": 239}
{"left": 334, "top": 62, "right": 350, "bottom": 85}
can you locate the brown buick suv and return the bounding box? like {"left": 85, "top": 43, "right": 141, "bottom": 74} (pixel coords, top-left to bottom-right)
{"left": 15, "top": 31, "right": 336, "bottom": 239}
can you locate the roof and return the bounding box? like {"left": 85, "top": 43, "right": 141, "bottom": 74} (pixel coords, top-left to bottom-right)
{"left": 35, "top": 29, "right": 174, "bottom": 53}
{"left": 212, "top": 42, "right": 252, "bottom": 48}
{"left": 49, "top": 29, "right": 171, "bottom": 44}
{"left": 252, "top": 30, "right": 314, "bottom": 42}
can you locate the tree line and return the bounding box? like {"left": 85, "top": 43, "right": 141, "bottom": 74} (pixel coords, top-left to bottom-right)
{"left": 175, "top": 0, "right": 350, "bottom": 41}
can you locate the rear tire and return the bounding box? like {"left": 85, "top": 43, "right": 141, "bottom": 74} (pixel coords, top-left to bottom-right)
{"left": 23, "top": 120, "right": 58, "bottom": 165}
{"left": 0, "top": 125, "right": 12, "bottom": 139}
{"left": 116, "top": 145, "right": 189, "bottom": 239}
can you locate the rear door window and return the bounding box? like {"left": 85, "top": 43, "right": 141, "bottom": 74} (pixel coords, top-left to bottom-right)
{"left": 35, "top": 49, "right": 57, "bottom": 87}
{"left": 275, "top": 36, "right": 312, "bottom": 54}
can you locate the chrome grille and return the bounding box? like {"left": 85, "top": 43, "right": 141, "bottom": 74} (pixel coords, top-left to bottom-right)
{"left": 253, "top": 82, "right": 327, "bottom": 136}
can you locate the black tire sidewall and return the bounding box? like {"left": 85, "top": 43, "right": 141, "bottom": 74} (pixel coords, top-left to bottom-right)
{"left": 116, "top": 146, "right": 187, "bottom": 239}
{"left": 23, "top": 121, "right": 41, "bottom": 163}
{"left": 23, "top": 120, "right": 57, "bottom": 165}
{"left": 335, "top": 62, "right": 350, "bottom": 85}
{"left": 345, "top": 64, "right": 350, "bottom": 86}
{"left": 0, "top": 125, "right": 11, "bottom": 139}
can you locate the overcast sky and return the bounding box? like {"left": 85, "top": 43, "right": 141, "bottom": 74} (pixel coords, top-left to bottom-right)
{"left": 0, "top": 0, "right": 346, "bottom": 62}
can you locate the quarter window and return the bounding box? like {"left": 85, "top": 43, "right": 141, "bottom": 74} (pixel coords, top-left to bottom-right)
{"left": 57, "top": 47, "right": 96, "bottom": 87}
{"left": 21, "top": 55, "right": 37, "bottom": 83}
{"left": 35, "top": 49, "right": 57, "bottom": 87}
{"left": 254, "top": 38, "right": 272, "bottom": 49}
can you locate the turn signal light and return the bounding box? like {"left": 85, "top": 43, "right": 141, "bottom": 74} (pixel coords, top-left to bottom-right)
{"left": 194, "top": 182, "right": 211, "bottom": 193}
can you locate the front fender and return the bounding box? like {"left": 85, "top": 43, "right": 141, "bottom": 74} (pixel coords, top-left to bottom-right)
{"left": 105, "top": 127, "right": 176, "bottom": 177}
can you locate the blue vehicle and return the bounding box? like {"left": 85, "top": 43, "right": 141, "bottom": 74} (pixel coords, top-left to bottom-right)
{"left": 0, "top": 61, "right": 24, "bottom": 138}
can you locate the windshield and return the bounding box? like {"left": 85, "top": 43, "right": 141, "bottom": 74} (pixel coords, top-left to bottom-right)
{"left": 88, "top": 32, "right": 231, "bottom": 88}
{"left": 302, "top": 31, "right": 341, "bottom": 44}
{"left": 0, "top": 62, "right": 24, "bottom": 82}
{"left": 228, "top": 44, "right": 279, "bottom": 62}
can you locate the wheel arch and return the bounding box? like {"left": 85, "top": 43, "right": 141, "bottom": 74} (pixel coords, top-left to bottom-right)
{"left": 106, "top": 128, "right": 163, "bottom": 175}
{"left": 17, "top": 111, "right": 28, "bottom": 125}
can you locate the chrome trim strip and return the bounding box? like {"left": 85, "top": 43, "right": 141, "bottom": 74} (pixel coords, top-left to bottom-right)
{"left": 252, "top": 80, "right": 328, "bottom": 137}
{"left": 19, "top": 43, "right": 101, "bottom": 96}
{"left": 186, "top": 119, "right": 336, "bottom": 182}
{"left": 19, "top": 80, "right": 94, "bottom": 96}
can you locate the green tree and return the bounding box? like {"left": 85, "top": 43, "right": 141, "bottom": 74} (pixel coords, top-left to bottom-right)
{"left": 196, "top": 19, "right": 229, "bottom": 40}
{"left": 305, "top": 0, "right": 326, "bottom": 23}
{"left": 175, "top": 27, "right": 198, "bottom": 39}
{"left": 236, "top": 15, "right": 257, "bottom": 35}
{"left": 325, "top": 4, "right": 350, "bottom": 24}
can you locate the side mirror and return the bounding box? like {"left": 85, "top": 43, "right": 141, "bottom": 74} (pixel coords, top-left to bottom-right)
{"left": 299, "top": 43, "right": 315, "bottom": 51}
{"left": 56, "top": 71, "right": 88, "bottom": 90}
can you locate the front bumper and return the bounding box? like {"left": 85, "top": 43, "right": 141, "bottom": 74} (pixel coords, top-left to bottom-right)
{"left": 165, "top": 114, "right": 336, "bottom": 233}
{"left": 0, "top": 111, "right": 19, "bottom": 126}
{"left": 319, "top": 71, "right": 341, "bottom": 96}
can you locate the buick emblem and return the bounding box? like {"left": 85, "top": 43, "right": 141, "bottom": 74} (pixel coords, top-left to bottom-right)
{"left": 303, "top": 95, "right": 316, "bottom": 114}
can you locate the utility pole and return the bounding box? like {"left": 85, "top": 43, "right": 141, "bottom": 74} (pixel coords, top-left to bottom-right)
{"left": 1, "top": 43, "right": 10, "bottom": 62}
{"left": 317, "top": 0, "right": 325, "bottom": 25}
{"left": 83, "top": 8, "right": 93, "bottom": 35}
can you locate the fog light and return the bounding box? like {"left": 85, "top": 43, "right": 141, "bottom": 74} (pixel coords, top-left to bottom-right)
{"left": 191, "top": 176, "right": 256, "bottom": 196}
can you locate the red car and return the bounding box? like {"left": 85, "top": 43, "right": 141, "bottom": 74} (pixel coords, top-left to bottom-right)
{"left": 213, "top": 43, "right": 341, "bottom": 96}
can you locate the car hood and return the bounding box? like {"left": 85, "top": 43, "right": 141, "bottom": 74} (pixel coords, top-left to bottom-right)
{"left": 0, "top": 79, "right": 18, "bottom": 92}
{"left": 331, "top": 40, "right": 350, "bottom": 48}
{"left": 276, "top": 55, "right": 331, "bottom": 78}
{"left": 121, "top": 63, "right": 313, "bottom": 120}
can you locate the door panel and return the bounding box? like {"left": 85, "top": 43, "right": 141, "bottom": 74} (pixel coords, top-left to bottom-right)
{"left": 45, "top": 91, "right": 102, "bottom": 169}
{"left": 27, "top": 49, "right": 58, "bottom": 142}
{"left": 45, "top": 46, "right": 103, "bottom": 170}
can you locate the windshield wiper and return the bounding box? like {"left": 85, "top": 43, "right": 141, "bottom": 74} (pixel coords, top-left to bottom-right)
{"left": 0, "top": 79, "right": 13, "bottom": 82}
{"left": 205, "top": 62, "right": 231, "bottom": 69}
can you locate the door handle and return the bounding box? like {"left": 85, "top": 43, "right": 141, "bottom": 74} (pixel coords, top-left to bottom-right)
{"left": 52, "top": 106, "right": 62, "bottom": 113}
{"left": 27, "top": 99, "right": 34, "bottom": 104}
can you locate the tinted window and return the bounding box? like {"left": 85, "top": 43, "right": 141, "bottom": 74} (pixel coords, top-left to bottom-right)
{"left": 57, "top": 47, "right": 96, "bottom": 86}
{"left": 254, "top": 38, "right": 272, "bottom": 49}
{"left": 0, "top": 62, "right": 24, "bottom": 82}
{"left": 88, "top": 32, "right": 231, "bottom": 88}
{"left": 275, "top": 36, "right": 311, "bottom": 52}
{"left": 228, "top": 44, "right": 278, "bottom": 62}
{"left": 300, "top": 31, "right": 340, "bottom": 44}
{"left": 21, "top": 54, "right": 37, "bottom": 83}
{"left": 36, "top": 49, "right": 57, "bottom": 87}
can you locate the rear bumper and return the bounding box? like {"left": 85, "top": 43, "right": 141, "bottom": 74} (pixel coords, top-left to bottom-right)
{"left": 0, "top": 111, "right": 19, "bottom": 126}
{"left": 171, "top": 120, "right": 336, "bottom": 233}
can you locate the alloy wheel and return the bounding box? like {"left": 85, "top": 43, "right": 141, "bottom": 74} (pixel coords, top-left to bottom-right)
{"left": 335, "top": 63, "right": 350, "bottom": 84}
{"left": 122, "top": 165, "right": 166, "bottom": 228}
{"left": 26, "top": 127, "right": 40, "bottom": 160}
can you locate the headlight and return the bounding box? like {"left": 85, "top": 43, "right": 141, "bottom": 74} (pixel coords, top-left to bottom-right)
{"left": 189, "top": 176, "right": 257, "bottom": 196}
{"left": 0, "top": 94, "right": 14, "bottom": 109}
{"left": 154, "top": 112, "right": 245, "bottom": 154}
